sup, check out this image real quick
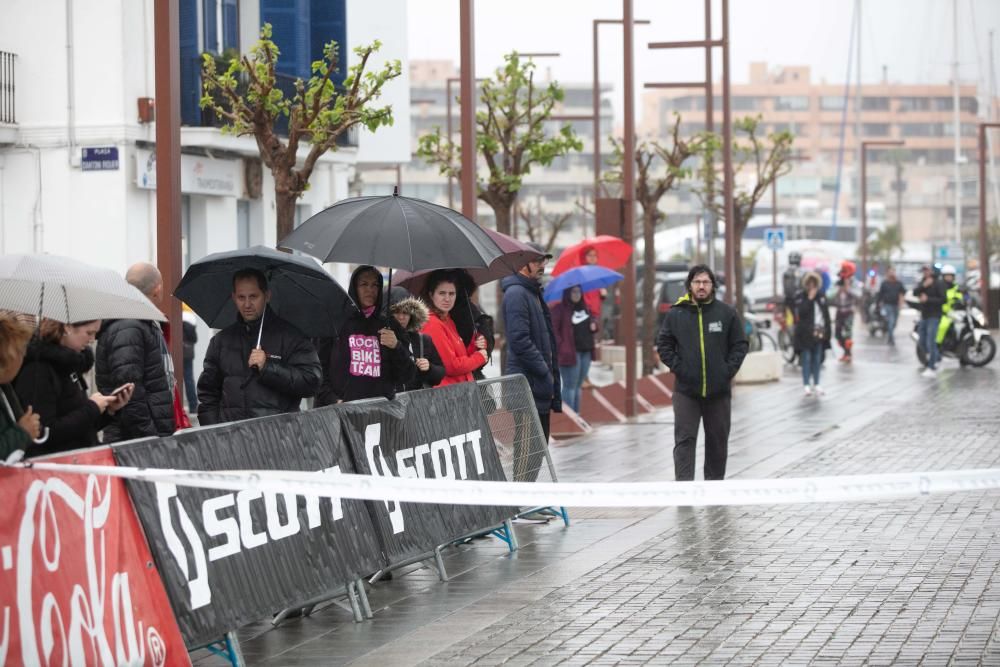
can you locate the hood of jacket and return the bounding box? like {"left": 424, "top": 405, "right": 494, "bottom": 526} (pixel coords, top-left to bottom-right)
{"left": 389, "top": 296, "right": 429, "bottom": 332}
{"left": 25, "top": 338, "right": 94, "bottom": 375}
{"left": 348, "top": 265, "right": 385, "bottom": 316}
{"left": 801, "top": 271, "right": 822, "bottom": 288}
{"left": 501, "top": 272, "right": 542, "bottom": 295}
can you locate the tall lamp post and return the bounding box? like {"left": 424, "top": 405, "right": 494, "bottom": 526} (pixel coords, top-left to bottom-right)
{"left": 979, "top": 123, "right": 1000, "bottom": 319}
{"left": 860, "top": 140, "right": 904, "bottom": 280}
{"left": 445, "top": 77, "right": 485, "bottom": 209}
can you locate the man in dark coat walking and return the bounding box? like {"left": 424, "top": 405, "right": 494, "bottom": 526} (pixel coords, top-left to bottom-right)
{"left": 96, "top": 262, "right": 176, "bottom": 442}
{"left": 197, "top": 269, "right": 321, "bottom": 426}
{"left": 656, "top": 265, "right": 748, "bottom": 481}
{"left": 501, "top": 244, "right": 561, "bottom": 482}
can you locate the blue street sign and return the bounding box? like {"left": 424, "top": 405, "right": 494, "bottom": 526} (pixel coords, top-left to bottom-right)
{"left": 765, "top": 227, "right": 785, "bottom": 251}
{"left": 81, "top": 147, "right": 120, "bottom": 171}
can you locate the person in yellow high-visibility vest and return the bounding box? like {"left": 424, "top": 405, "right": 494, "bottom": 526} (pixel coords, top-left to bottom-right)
{"left": 936, "top": 265, "right": 965, "bottom": 344}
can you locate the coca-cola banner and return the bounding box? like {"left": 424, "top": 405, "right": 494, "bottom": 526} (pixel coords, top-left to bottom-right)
{"left": 113, "top": 408, "right": 383, "bottom": 649}
{"left": 0, "top": 447, "right": 189, "bottom": 667}
{"left": 337, "top": 383, "right": 517, "bottom": 565}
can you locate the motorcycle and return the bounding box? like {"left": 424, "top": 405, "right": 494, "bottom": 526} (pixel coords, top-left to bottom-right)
{"left": 909, "top": 297, "right": 996, "bottom": 367}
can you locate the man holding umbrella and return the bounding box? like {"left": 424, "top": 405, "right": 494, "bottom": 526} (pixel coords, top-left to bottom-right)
{"left": 197, "top": 269, "right": 322, "bottom": 426}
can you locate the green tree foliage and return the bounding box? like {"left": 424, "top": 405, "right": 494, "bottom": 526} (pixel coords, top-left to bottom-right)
{"left": 417, "top": 52, "right": 583, "bottom": 237}
{"left": 200, "top": 24, "right": 401, "bottom": 241}
{"left": 605, "top": 113, "right": 707, "bottom": 374}
{"left": 694, "top": 115, "right": 795, "bottom": 315}
{"left": 865, "top": 224, "right": 905, "bottom": 268}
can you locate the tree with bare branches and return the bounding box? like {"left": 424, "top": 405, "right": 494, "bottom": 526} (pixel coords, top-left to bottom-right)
{"left": 514, "top": 197, "right": 574, "bottom": 255}
{"left": 200, "top": 24, "right": 402, "bottom": 241}
{"left": 694, "top": 115, "right": 795, "bottom": 315}
{"left": 606, "top": 114, "right": 707, "bottom": 374}
{"left": 416, "top": 52, "right": 583, "bottom": 237}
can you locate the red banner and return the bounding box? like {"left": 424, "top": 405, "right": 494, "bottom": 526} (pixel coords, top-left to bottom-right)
{"left": 0, "top": 447, "right": 189, "bottom": 666}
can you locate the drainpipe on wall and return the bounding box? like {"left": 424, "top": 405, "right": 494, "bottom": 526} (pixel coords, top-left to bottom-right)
{"left": 66, "top": 0, "right": 77, "bottom": 167}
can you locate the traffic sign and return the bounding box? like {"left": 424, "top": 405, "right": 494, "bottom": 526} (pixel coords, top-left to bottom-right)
{"left": 765, "top": 228, "right": 785, "bottom": 251}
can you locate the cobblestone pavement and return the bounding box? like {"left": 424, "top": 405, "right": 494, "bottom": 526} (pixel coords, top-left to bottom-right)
{"left": 192, "top": 325, "right": 1000, "bottom": 666}
{"left": 422, "top": 362, "right": 1000, "bottom": 665}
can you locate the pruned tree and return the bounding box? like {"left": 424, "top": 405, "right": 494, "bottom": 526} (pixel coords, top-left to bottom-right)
{"left": 514, "top": 198, "right": 574, "bottom": 255}
{"left": 605, "top": 113, "right": 707, "bottom": 374}
{"left": 416, "top": 51, "right": 583, "bottom": 238}
{"left": 200, "top": 23, "right": 402, "bottom": 241}
{"left": 694, "top": 115, "right": 795, "bottom": 315}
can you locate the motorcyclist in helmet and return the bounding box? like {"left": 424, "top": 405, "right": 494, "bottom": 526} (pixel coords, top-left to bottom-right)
{"left": 936, "top": 264, "right": 967, "bottom": 345}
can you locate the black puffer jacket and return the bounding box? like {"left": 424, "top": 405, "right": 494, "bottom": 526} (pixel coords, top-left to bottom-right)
{"left": 196, "top": 307, "right": 321, "bottom": 426}
{"left": 655, "top": 293, "right": 749, "bottom": 399}
{"left": 390, "top": 296, "right": 446, "bottom": 391}
{"left": 14, "top": 339, "right": 111, "bottom": 455}
{"left": 96, "top": 319, "right": 175, "bottom": 442}
{"left": 317, "top": 266, "right": 415, "bottom": 405}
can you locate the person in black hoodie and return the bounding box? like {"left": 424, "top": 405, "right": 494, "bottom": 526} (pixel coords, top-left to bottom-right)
{"left": 389, "top": 292, "right": 445, "bottom": 391}
{"left": 913, "top": 264, "right": 946, "bottom": 377}
{"left": 655, "top": 265, "right": 748, "bottom": 481}
{"left": 197, "top": 269, "right": 322, "bottom": 426}
{"left": 15, "top": 319, "right": 134, "bottom": 455}
{"left": 317, "top": 266, "right": 415, "bottom": 405}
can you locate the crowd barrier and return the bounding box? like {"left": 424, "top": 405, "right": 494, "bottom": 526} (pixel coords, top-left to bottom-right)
{"left": 0, "top": 375, "right": 560, "bottom": 666}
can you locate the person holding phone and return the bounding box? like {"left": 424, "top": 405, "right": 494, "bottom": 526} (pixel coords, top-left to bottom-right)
{"left": 14, "top": 318, "right": 134, "bottom": 455}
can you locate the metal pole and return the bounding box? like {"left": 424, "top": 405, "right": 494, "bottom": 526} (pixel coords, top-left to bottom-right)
{"left": 592, "top": 19, "right": 601, "bottom": 220}
{"left": 861, "top": 143, "right": 868, "bottom": 280}
{"left": 721, "top": 0, "right": 735, "bottom": 305}
{"left": 153, "top": 0, "right": 183, "bottom": 396}
{"left": 446, "top": 78, "right": 454, "bottom": 209}
{"left": 459, "top": 0, "right": 477, "bottom": 222}
{"left": 705, "top": 0, "right": 716, "bottom": 273}
{"left": 622, "top": 0, "right": 637, "bottom": 418}
{"left": 771, "top": 179, "right": 778, "bottom": 301}
{"left": 952, "top": 0, "right": 962, "bottom": 243}
{"left": 855, "top": 0, "right": 863, "bottom": 238}
{"left": 980, "top": 123, "right": 1000, "bottom": 318}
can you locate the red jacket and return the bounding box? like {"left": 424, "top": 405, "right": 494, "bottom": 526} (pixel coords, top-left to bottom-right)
{"left": 421, "top": 312, "right": 486, "bottom": 386}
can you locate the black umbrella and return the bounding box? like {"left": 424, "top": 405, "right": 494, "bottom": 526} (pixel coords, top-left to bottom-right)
{"left": 175, "top": 246, "right": 355, "bottom": 338}
{"left": 277, "top": 189, "right": 507, "bottom": 273}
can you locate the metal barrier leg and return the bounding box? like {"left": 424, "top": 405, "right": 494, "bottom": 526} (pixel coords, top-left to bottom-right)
{"left": 346, "top": 580, "right": 364, "bottom": 622}
{"left": 200, "top": 632, "right": 243, "bottom": 666}
{"left": 433, "top": 546, "right": 449, "bottom": 582}
{"left": 355, "top": 577, "right": 374, "bottom": 619}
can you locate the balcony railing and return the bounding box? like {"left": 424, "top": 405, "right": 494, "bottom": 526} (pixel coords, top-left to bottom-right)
{"left": 1, "top": 51, "right": 16, "bottom": 124}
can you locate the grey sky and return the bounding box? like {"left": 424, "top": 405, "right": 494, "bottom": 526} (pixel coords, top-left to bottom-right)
{"left": 408, "top": 0, "right": 1000, "bottom": 123}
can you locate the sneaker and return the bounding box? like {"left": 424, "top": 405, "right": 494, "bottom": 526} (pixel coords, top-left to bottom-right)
{"left": 814, "top": 385, "right": 825, "bottom": 396}
{"left": 921, "top": 368, "right": 937, "bottom": 378}
{"left": 803, "top": 386, "right": 813, "bottom": 397}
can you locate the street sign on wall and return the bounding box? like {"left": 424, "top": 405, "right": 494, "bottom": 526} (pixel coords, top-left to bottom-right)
{"left": 81, "top": 147, "right": 120, "bottom": 171}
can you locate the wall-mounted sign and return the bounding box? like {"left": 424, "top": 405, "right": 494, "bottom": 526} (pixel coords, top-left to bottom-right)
{"left": 81, "top": 146, "right": 120, "bottom": 171}
{"left": 135, "top": 148, "right": 241, "bottom": 197}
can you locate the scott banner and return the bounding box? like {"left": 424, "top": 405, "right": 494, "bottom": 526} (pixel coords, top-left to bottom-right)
{"left": 113, "top": 408, "right": 382, "bottom": 649}
{"left": 0, "top": 447, "right": 189, "bottom": 666}
{"left": 337, "top": 383, "right": 518, "bottom": 565}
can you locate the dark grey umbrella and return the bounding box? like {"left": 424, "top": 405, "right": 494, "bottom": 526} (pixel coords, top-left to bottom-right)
{"left": 277, "top": 190, "right": 507, "bottom": 272}
{"left": 174, "top": 246, "right": 355, "bottom": 338}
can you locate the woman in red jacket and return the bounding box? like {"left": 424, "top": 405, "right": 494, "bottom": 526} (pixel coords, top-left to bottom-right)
{"left": 420, "top": 270, "right": 488, "bottom": 386}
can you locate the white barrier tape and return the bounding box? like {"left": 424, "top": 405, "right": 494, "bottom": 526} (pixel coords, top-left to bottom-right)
{"left": 5, "top": 461, "right": 1000, "bottom": 508}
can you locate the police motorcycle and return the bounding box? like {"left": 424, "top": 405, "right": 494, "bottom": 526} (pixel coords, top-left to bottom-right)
{"left": 907, "top": 288, "right": 996, "bottom": 368}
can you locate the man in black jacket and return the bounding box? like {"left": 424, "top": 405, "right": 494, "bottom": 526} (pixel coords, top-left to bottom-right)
{"left": 656, "top": 265, "right": 748, "bottom": 481}
{"left": 197, "top": 269, "right": 321, "bottom": 426}
{"left": 96, "top": 262, "right": 176, "bottom": 443}
{"left": 913, "top": 264, "right": 946, "bottom": 377}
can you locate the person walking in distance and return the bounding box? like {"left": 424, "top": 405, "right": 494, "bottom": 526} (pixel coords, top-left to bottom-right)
{"left": 794, "top": 272, "right": 832, "bottom": 397}
{"left": 831, "top": 276, "right": 858, "bottom": 363}
{"left": 913, "top": 264, "right": 945, "bottom": 378}
{"left": 501, "top": 243, "right": 562, "bottom": 482}
{"left": 196, "top": 269, "right": 322, "bottom": 426}
{"left": 876, "top": 266, "right": 906, "bottom": 346}
{"left": 655, "top": 265, "right": 748, "bottom": 481}
{"left": 549, "top": 285, "right": 597, "bottom": 414}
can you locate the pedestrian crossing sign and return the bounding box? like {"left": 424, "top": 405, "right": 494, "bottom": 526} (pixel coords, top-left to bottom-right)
{"left": 765, "top": 228, "right": 785, "bottom": 251}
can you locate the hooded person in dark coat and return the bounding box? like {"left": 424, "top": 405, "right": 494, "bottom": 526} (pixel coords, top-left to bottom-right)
{"left": 196, "top": 269, "right": 322, "bottom": 426}
{"left": 792, "top": 271, "right": 832, "bottom": 397}
{"left": 15, "top": 319, "right": 133, "bottom": 455}
{"left": 316, "top": 266, "right": 416, "bottom": 405}
{"left": 656, "top": 265, "right": 748, "bottom": 481}
{"left": 389, "top": 293, "right": 446, "bottom": 391}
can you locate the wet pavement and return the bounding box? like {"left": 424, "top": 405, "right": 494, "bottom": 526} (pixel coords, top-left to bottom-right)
{"left": 193, "top": 314, "right": 1000, "bottom": 665}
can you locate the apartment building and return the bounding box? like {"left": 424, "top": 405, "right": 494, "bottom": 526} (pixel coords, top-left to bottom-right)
{"left": 640, "top": 62, "right": 1000, "bottom": 244}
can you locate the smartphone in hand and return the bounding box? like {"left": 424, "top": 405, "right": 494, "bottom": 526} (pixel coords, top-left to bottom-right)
{"left": 111, "top": 383, "right": 131, "bottom": 396}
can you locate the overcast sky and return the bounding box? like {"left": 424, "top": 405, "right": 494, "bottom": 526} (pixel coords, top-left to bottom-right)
{"left": 408, "top": 0, "right": 1000, "bottom": 123}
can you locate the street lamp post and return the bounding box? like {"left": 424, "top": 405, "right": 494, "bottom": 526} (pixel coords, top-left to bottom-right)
{"left": 979, "top": 123, "right": 1000, "bottom": 319}
{"left": 861, "top": 140, "right": 904, "bottom": 280}
{"left": 459, "top": 0, "right": 476, "bottom": 222}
